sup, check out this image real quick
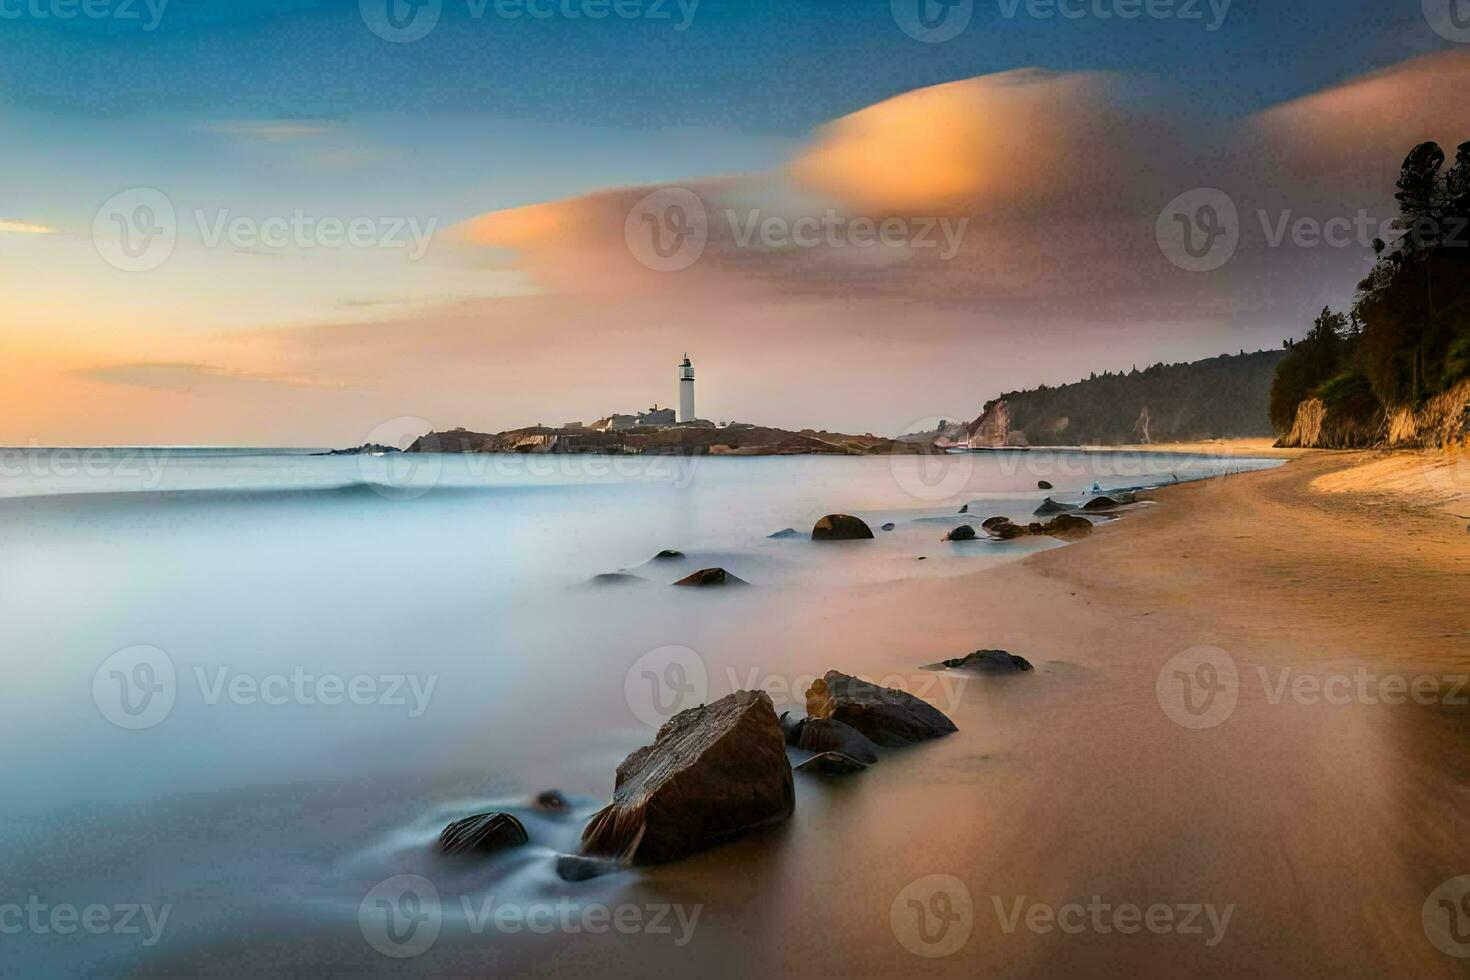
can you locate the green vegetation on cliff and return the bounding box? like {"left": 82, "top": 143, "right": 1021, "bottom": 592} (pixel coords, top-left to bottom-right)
{"left": 1272, "top": 139, "right": 1470, "bottom": 448}
{"left": 976, "top": 349, "right": 1285, "bottom": 446}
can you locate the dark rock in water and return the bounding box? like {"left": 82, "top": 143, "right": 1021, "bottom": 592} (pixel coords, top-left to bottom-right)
{"left": 767, "top": 528, "right": 802, "bottom": 539}
{"left": 533, "top": 789, "right": 569, "bottom": 813}
{"left": 1033, "top": 497, "right": 1076, "bottom": 516}
{"left": 438, "top": 812, "right": 529, "bottom": 856}
{"left": 779, "top": 710, "right": 806, "bottom": 744}
{"left": 985, "top": 520, "right": 1031, "bottom": 540}
{"left": 1082, "top": 495, "right": 1121, "bottom": 512}
{"left": 940, "top": 649, "right": 1034, "bottom": 673}
{"left": 916, "top": 556, "right": 928, "bottom": 560}
{"left": 673, "top": 567, "right": 748, "bottom": 587}
{"left": 796, "top": 717, "right": 879, "bottom": 764}
{"left": 1041, "top": 513, "right": 1093, "bottom": 538}
{"left": 1038, "top": 480, "right": 1054, "bottom": 490}
{"left": 945, "top": 524, "right": 977, "bottom": 541}
{"left": 805, "top": 671, "right": 957, "bottom": 747}
{"left": 981, "top": 515, "right": 1011, "bottom": 530}
{"left": 958, "top": 504, "right": 969, "bottom": 513}
{"left": 580, "top": 690, "right": 794, "bottom": 864}
{"left": 880, "top": 522, "right": 896, "bottom": 531}
{"left": 651, "top": 549, "right": 685, "bottom": 560}
{"left": 587, "top": 572, "right": 646, "bottom": 587}
{"left": 555, "top": 854, "right": 623, "bottom": 882}
{"left": 794, "top": 752, "right": 869, "bottom": 775}
{"left": 811, "top": 514, "right": 874, "bottom": 541}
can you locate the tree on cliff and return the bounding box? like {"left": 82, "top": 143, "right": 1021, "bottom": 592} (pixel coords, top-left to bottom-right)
{"left": 1272, "top": 139, "right": 1470, "bottom": 438}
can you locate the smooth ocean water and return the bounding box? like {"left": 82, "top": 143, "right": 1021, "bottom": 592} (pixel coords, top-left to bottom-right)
{"left": 0, "top": 447, "right": 1281, "bottom": 975}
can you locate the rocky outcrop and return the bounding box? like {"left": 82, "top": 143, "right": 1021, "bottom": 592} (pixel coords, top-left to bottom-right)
{"left": 580, "top": 690, "right": 794, "bottom": 864}
{"left": 935, "top": 649, "right": 1034, "bottom": 673}
{"left": 812, "top": 514, "right": 874, "bottom": 540}
{"left": 805, "top": 671, "right": 957, "bottom": 746}
{"left": 673, "top": 568, "right": 747, "bottom": 586}
{"left": 438, "top": 812, "right": 529, "bottom": 856}
{"left": 984, "top": 515, "right": 1094, "bottom": 539}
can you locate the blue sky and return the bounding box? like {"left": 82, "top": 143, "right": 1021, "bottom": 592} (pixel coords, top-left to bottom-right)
{"left": 2, "top": 0, "right": 1466, "bottom": 444}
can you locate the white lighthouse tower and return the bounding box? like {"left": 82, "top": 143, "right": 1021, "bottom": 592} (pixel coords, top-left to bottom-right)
{"left": 678, "top": 354, "right": 696, "bottom": 423}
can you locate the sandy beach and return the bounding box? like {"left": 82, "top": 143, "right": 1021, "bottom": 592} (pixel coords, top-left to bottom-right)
{"left": 508, "top": 448, "right": 1470, "bottom": 978}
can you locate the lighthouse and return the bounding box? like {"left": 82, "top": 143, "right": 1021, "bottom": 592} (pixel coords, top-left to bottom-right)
{"left": 678, "top": 354, "right": 696, "bottom": 423}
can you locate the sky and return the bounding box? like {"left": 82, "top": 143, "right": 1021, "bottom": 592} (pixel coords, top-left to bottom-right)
{"left": 2, "top": 0, "right": 1468, "bottom": 445}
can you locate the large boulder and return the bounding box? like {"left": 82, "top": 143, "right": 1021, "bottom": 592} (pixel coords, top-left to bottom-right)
{"left": 673, "top": 567, "right": 748, "bottom": 587}
{"left": 811, "top": 514, "right": 874, "bottom": 540}
{"left": 805, "top": 670, "right": 957, "bottom": 746}
{"left": 438, "top": 812, "right": 529, "bottom": 856}
{"left": 1041, "top": 513, "right": 1093, "bottom": 538}
{"left": 580, "top": 690, "right": 794, "bottom": 864}
{"left": 796, "top": 717, "right": 880, "bottom": 764}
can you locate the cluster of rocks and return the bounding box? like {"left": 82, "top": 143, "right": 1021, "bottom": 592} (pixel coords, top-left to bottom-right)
{"left": 981, "top": 513, "right": 1094, "bottom": 540}
{"left": 435, "top": 672, "right": 959, "bottom": 879}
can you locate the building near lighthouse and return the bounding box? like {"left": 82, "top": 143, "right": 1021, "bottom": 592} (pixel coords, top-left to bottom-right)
{"left": 678, "top": 354, "right": 696, "bottom": 423}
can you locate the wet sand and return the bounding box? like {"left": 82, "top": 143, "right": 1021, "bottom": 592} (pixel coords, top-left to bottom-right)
{"left": 518, "top": 450, "right": 1470, "bottom": 977}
